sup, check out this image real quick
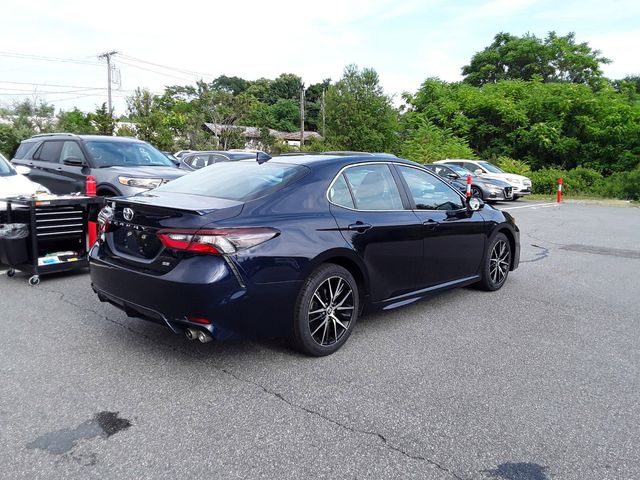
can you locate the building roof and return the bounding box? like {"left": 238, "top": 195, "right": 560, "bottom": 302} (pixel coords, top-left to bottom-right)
{"left": 202, "top": 123, "right": 322, "bottom": 141}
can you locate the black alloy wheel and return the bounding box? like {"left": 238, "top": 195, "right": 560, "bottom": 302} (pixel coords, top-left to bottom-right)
{"left": 471, "top": 186, "right": 483, "bottom": 199}
{"left": 478, "top": 232, "right": 511, "bottom": 291}
{"left": 292, "top": 264, "right": 359, "bottom": 356}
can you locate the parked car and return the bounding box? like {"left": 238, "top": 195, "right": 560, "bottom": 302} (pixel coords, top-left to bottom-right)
{"left": 424, "top": 163, "right": 513, "bottom": 201}
{"left": 434, "top": 159, "right": 532, "bottom": 200}
{"left": 162, "top": 151, "right": 180, "bottom": 166}
{"left": 179, "top": 151, "right": 257, "bottom": 171}
{"left": 90, "top": 154, "right": 520, "bottom": 356}
{"left": 11, "top": 134, "right": 185, "bottom": 196}
{"left": 1, "top": 152, "right": 51, "bottom": 215}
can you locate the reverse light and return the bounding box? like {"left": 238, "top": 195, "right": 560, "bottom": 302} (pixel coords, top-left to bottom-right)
{"left": 118, "top": 176, "right": 163, "bottom": 189}
{"left": 157, "top": 228, "right": 279, "bottom": 255}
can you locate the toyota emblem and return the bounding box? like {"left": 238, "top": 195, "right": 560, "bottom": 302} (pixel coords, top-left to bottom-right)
{"left": 123, "top": 207, "right": 134, "bottom": 221}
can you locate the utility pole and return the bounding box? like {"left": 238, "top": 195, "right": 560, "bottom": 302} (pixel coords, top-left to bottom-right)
{"left": 321, "top": 89, "right": 326, "bottom": 138}
{"left": 98, "top": 51, "right": 119, "bottom": 115}
{"left": 299, "top": 82, "right": 305, "bottom": 148}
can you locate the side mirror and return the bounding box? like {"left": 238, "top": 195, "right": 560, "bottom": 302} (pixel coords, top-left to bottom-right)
{"left": 15, "top": 165, "right": 31, "bottom": 175}
{"left": 447, "top": 173, "right": 459, "bottom": 179}
{"left": 474, "top": 169, "right": 483, "bottom": 175}
{"left": 63, "top": 157, "right": 85, "bottom": 167}
{"left": 467, "top": 196, "right": 484, "bottom": 212}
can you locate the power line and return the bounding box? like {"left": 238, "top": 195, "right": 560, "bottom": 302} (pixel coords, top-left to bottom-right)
{"left": 0, "top": 51, "right": 101, "bottom": 66}
{"left": 119, "top": 54, "right": 215, "bottom": 78}
{"left": 116, "top": 58, "right": 201, "bottom": 82}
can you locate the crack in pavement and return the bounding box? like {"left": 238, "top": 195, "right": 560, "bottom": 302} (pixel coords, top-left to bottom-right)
{"left": 36, "top": 285, "right": 465, "bottom": 479}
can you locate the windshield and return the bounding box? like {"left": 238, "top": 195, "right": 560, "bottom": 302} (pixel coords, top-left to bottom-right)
{"left": 478, "top": 161, "right": 504, "bottom": 174}
{"left": 151, "top": 161, "right": 308, "bottom": 201}
{"left": 85, "top": 140, "right": 175, "bottom": 168}
{"left": 0, "top": 153, "right": 16, "bottom": 177}
{"left": 447, "top": 164, "right": 477, "bottom": 177}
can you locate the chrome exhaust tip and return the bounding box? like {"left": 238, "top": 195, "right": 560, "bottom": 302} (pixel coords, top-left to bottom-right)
{"left": 185, "top": 328, "right": 199, "bottom": 341}
{"left": 197, "top": 331, "right": 213, "bottom": 343}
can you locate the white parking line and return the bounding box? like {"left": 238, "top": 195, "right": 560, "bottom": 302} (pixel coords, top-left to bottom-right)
{"left": 500, "top": 202, "right": 559, "bottom": 211}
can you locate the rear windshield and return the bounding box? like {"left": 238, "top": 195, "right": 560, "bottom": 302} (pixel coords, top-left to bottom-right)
{"left": 152, "top": 161, "right": 308, "bottom": 201}
{"left": 84, "top": 140, "right": 175, "bottom": 168}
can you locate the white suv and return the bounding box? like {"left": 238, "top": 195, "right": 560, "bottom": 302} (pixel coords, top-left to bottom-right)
{"left": 434, "top": 159, "right": 532, "bottom": 200}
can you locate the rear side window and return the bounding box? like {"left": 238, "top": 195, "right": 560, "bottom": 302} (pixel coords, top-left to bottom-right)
{"left": 153, "top": 161, "right": 308, "bottom": 201}
{"left": 14, "top": 141, "right": 38, "bottom": 159}
{"left": 328, "top": 174, "right": 355, "bottom": 209}
{"left": 34, "top": 141, "right": 62, "bottom": 163}
{"left": 343, "top": 164, "right": 404, "bottom": 210}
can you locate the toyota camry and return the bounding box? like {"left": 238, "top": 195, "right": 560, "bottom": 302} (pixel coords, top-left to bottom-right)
{"left": 90, "top": 154, "right": 520, "bottom": 356}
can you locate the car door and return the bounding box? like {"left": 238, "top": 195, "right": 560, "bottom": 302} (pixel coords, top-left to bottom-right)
{"left": 25, "top": 140, "right": 66, "bottom": 193}
{"left": 394, "top": 164, "right": 486, "bottom": 287}
{"left": 57, "top": 140, "right": 90, "bottom": 193}
{"left": 328, "top": 163, "right": 423, "bottom": 302}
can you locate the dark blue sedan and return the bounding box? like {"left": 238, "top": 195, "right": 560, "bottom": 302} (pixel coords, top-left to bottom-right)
{"left": 90, "top": 154, "right": 520, "bottom": 356}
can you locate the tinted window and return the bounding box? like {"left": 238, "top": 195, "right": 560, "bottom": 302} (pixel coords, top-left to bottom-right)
{"left": 84, "top": 140, "right": 174, "bottom": 167}
{"left": 185, "top": 154, "right": 212, "bottom": 169}
{"left": 34, "top": 141, "right": 62, "bottom": 163}
{"left": 398, "top": 166, "right": 464, "bottom": 211}
{"left": 153, "top": 161, "right": 308, "bottom": 201}
{"left": 14, "top": 141, "right": 38, "bottom": 159}
{"left": 328, "top": 174, "right": 354, "bottom": 209}
{"left": 463, "top": 162, "right": 481, "bottom": 172}
{"left": 343, "top": 164, "right": 403, "bottom": 210}
{"left": 61, "top": 141, "right": 85, "bottom": 162}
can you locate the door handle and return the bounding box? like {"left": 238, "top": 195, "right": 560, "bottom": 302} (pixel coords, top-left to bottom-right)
{"left": 347, "top": 222, "right": 372, "bottom": 233}
{"left": 423, "top": 219, "right": 439, "bottom": 230}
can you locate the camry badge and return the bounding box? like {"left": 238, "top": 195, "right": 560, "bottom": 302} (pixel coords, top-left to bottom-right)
{"left": 123, "top": 208, "right": 134, "bottom": 221}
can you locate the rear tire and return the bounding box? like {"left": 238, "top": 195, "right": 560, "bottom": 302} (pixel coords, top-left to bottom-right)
{"left": 478, "top": 233, "right": 511, "bottom": 291}
{"left": 291, "top": 264, "right": 359, "bottom": 356}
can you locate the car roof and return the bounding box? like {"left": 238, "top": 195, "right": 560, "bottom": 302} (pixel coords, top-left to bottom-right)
{"left": 27, "top": 133, "right": 146, "bottom": 143}
{"left": 245, "top": 153, "right": 421, "bottom": 169}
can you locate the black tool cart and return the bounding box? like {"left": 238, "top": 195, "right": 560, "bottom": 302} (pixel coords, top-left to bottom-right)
{"left": 0, "top": 195, "right": 103, "bottom": 285}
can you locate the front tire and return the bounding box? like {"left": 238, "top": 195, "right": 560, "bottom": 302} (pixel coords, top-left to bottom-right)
{"left": 478, "top": 233, "right": 511, "bottom": 291}
{"left": 511, "top": 195, "right": 520, "bottom": 201}
{"left": 292, "top": 264, "right": 359, "bottom": 356}
{"left": 471, "top": 186, "right": 483, "bottom": 199}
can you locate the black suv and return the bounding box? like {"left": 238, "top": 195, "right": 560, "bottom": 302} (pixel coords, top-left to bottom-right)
{"left": 11, "top": 134, "right": 185, "bottom": 196}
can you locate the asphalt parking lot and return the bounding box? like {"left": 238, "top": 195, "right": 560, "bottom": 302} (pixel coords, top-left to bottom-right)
{"left": 1, "top": 201, "right": 639, "bottom": 480}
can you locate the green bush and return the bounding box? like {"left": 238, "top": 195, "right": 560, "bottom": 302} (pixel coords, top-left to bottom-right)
{"left": 495, "top": 156, "right": 531, "bottom": 176}
{"left": 529, "top": 167, "right": 603, "bottom": 195}
{"left": 599, "top": 168, "right": 640, "bottom": 200}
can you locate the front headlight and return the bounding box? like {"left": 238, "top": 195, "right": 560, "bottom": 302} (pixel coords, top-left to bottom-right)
{"left": 506, "top": 177, "right": 521, "bottom": 184}
{"left": 118, "top": 176, "right": 163, "bottom": 189}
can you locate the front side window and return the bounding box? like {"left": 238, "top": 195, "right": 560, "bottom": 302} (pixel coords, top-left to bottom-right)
{"left": 61, "top": 141, "right": 85, "bottom": 162}
{"left": 0, "top": 153, "right": 16, "bottom": 176}
{"left": 398, "top": 166, "right": 464, "bottom": 211}
{"left": 343, "top": 164, "right": 404, "bottom": 211}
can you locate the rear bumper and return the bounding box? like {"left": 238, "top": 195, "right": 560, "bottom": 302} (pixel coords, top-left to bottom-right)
{"left": 89, "top": 245, "right": 300, "bottom": 339}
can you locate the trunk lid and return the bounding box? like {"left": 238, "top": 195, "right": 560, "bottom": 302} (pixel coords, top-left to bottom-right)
{"left": 104, "top": 191, "right": 243, "bottom": 272}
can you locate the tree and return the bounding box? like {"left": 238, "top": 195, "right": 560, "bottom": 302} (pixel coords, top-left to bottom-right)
{"left": 57, "top": 108, "right": 96, "bottom": 134}
{"left": 462, "top": 32, "right": 610, "bottom": 87}
{"left": 325, "top": 65, "right": 398, "bottom": 152}
{"left": 91, "top": 103, "right": 115, "bottom": 135}
{"left": 400, "top": 117, "right": 476, "bottom": 163}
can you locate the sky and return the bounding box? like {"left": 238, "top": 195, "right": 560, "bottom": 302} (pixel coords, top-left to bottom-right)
{"left": 1, "top": 0, "right": 639, "bottom": 115}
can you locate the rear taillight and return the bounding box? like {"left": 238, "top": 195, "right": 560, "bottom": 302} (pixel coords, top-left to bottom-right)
{"left": 157, "top": 228, "right": 279, "bottom": 255}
